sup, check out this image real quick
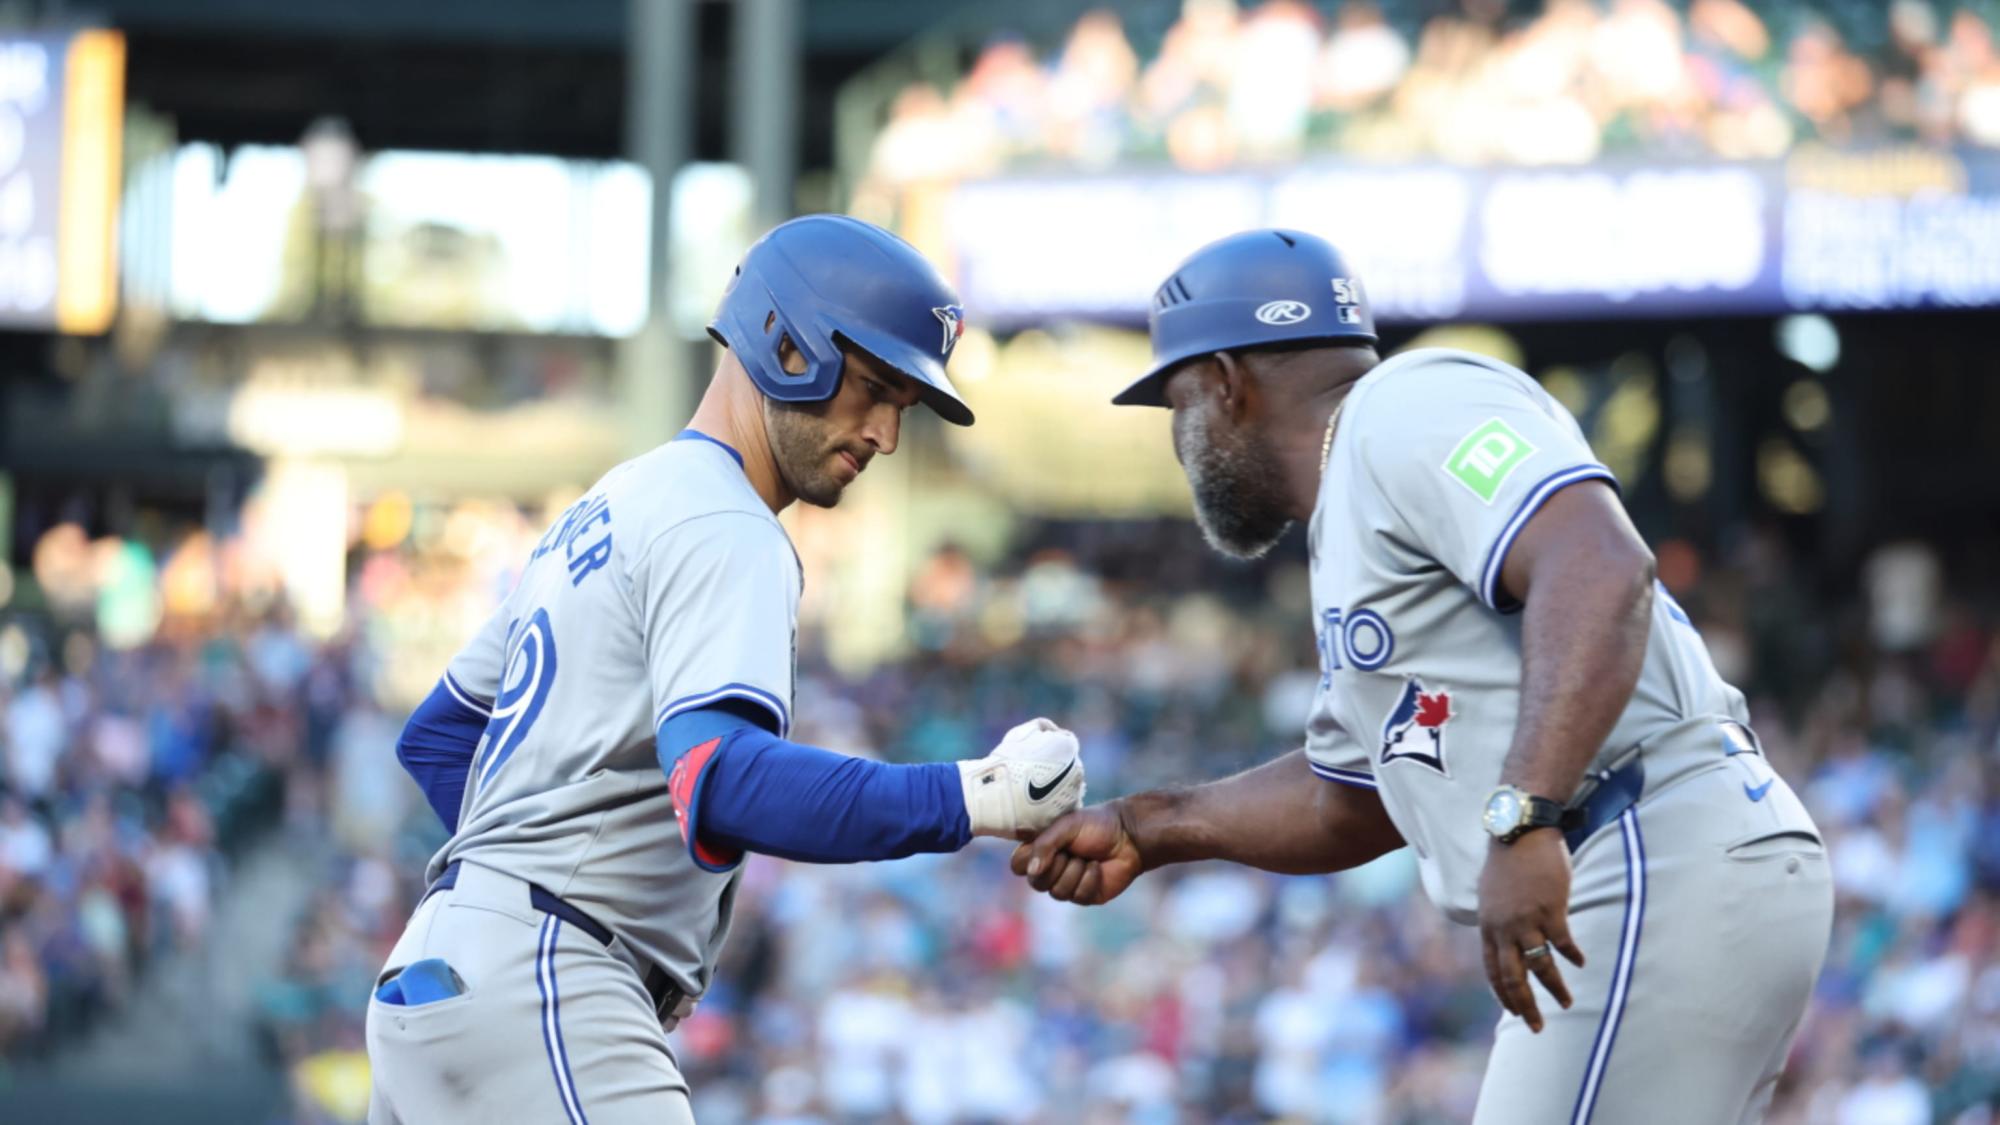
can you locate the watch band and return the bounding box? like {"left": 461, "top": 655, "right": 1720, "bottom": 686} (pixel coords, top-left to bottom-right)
{"left": 1501, "top": 794, "right": 1566, "bottom": 844}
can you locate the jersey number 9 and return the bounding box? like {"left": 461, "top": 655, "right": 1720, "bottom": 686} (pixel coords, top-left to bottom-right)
{"left": 475, "top": 608, "right": 560, "bottom": 789}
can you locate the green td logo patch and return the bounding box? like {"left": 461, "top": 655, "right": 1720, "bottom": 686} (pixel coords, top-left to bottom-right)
{"left": 1444, "top": 418, "right": 1537, "bottom": 504}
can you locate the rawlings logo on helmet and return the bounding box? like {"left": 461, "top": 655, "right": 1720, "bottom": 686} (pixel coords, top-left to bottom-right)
{"left": 933, "top": 305, "right": 966, "bottom": 356}
{"left": 1254, "top": 299, "right": 1311, "bottom": 325}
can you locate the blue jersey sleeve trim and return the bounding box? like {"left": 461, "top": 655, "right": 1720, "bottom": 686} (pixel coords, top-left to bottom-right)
{"left": 397, "top": 677, "right": 489, "bottom": 833}
{"left": 656, "top": 683, "right": 790, "bottom": 739}
{"left": 1478, "top": 464, "right": 1620, "bottom": 613}
{"left": 1309, "top": 761, "right": 1380, "bottom": 790}
{"left": 441, "top": 670, "right": 493, "bottom": 716}
{"left": 672, "top": 428, "right": 746, "bottom": 469}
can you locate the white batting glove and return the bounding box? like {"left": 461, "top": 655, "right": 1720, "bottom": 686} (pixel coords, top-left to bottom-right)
{"left": 957, "top": 718, "right": 1086, "bottom": 839}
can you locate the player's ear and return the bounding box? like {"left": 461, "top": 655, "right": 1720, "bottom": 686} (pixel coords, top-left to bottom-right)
{"left": 1214, "top": 351, "right": 1256, "bottom": 422}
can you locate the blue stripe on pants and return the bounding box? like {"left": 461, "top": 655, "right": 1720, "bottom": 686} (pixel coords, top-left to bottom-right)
{"left": 536, "top": 916, "right": 591, "bottom": 1125}
{"left": 1570, "top": 808, "right": 1647, "bottom": 1124}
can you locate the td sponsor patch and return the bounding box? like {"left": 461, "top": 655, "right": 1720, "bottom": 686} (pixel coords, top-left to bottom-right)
{"left": 1443, "top": 417, "right": 1538, "bottom": 504}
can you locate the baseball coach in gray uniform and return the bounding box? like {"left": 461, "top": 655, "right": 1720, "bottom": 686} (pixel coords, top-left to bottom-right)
{"left": 367, "top": 215, "right": 1086, "bottom": 1124}
{"left": 1016, "top": 229, "right": 1832, "bottom": 1125}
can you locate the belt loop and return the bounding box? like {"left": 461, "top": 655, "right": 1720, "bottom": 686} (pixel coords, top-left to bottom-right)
{"left": 420, "top": 860, "right": 463, "bottom": 907}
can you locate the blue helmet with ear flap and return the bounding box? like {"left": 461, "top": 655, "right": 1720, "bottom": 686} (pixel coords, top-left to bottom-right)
{"left": 1113, "top": 228, "right": 1378, "bottom": 408}
{"left": 707, "top": 214, "right": 975, "bottom": 426}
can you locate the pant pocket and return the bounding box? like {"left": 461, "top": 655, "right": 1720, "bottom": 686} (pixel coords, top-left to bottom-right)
{"left": 376, "top": 958, "right": 472, "bottom": 1007}
{"left": 367, "top": 975, "right": 483, "bottom": 1047}
{"left": 1724, "top": 828, "right": 1825, "bottom": 865}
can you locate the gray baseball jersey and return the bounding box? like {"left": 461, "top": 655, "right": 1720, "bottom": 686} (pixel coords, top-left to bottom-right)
{"left": 1299, "top": 347, "right": 1831, "bottom": 1122}
{"left": 432, "top": 431, "right": 799, "bottom": 1001}
{"left": 1300, "top": 347, "right": 1749, "bottom": 923}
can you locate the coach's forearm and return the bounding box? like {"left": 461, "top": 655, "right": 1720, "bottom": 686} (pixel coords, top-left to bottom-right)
{"left": 1500, "top": 544, "right": 1654, "bottom": 801}
{"left": 1121, "top": 750, "right": 1402, "bottom": 875}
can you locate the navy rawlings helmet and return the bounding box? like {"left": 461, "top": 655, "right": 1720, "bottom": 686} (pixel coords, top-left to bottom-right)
{"left": 1113, "top": 229, "right": 1378, "bottom": 408}
{"left": 708, "top": 214, "right": 974, "bottom": 426}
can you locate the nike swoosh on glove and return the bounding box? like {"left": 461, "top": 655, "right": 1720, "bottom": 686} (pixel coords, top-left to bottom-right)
{"left": 957, "top": 717, "right": 1086, "bottom": 839}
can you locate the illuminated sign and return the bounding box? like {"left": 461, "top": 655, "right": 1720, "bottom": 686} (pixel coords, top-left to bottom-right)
{"left": 946, "top": 148, "right": 2000, "bottom": 326}
{"left": 0, "top": 30, "right": 122, "bottom": 334}
{"left": 161, "top": 146, "right": 652, "bottom": 337}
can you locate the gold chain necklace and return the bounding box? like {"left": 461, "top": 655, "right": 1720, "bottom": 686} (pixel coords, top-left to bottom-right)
{"left": 1319, "top": 395, "right": 1348, "bottom": 475}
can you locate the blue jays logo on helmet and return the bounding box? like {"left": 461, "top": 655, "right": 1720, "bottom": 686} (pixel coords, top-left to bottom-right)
{"left": 707, "top": 215, "right": 975, "bottom": 426}
{"left": 933, "top": 304, "right": 965, "bottom": 357}
{"left": 1380, "top": 676, "right": 1453, "bottom": 776}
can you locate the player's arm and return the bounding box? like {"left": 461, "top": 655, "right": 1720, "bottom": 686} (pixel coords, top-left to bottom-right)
{"left": 661, "top": 706, "right": 1081, "bottom": 868}
{"left": 1476, "top": 478, "right": 1654, "bottom": 1029}
{"left": 1010, "top": 750, "right": 1404, "bottom": 905}
{"left": 636, "top": 514, "right": 1081, "bottom": 872}
{"left": 1493, "top": 480, "right": 1654, "bottom": 810}
{"left": 394, "top": 675, "right": 489, "bottom": 833}
{"left": 395, "top": 609, "right": 507, "bottom": 834}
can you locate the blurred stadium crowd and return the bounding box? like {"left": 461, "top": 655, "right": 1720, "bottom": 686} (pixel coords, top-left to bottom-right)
{"left": 3, "top": 1, "right": 1998, "bottom": 1121}
{"left": 861, "top": 0, "right": 2000, "bottom": 189}
{"left": 0, "top": 511, "right": 1994, "bottom": 1124}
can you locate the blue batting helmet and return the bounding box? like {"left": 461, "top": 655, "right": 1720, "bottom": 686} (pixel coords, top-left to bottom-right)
{"left": 1112, "top": 229, "right": 1378, "bottom": 408}
{"left": 708, "top": 214, "right": 974, "bottom": 426}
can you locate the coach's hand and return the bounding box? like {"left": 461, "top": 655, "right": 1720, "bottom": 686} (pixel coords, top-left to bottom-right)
{"left": 958, "top": 718, "right": 1085, "bottom": 839}
{"left": 1009, "top": 802, "right": 1143, "bottom": 906}
{"left": 1478, "top": 828, "right": 1586, "bottom": 1034}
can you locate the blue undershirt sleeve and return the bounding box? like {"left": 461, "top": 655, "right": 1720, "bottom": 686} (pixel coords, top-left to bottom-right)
{"left": 659, "top": 703, "right": 971, "bottom": 870}
{"left": 396, "top": 678, "right": 487, "bottom": 833}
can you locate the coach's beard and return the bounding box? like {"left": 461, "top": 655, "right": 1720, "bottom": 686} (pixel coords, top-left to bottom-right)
{"left": 1179, "top": 408, "right": 1292, "bottom": 560}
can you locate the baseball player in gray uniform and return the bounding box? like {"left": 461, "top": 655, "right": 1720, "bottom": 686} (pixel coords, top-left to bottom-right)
{"left": 1016, "top": 230, "right": 1833, "bottom": 1124}
{"left": 367, "top": 215, "right": 1085, "bottom": 1124}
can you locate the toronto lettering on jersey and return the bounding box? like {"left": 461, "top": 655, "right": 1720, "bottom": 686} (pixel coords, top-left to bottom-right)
{"left": 532, "top": 492, "right": 616, "bottom": 587}
{"left": 1317, "top": 605, "right": 1396, "bottom": 685}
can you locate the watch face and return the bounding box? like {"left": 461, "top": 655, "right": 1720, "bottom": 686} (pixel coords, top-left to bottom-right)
{"left": 1484, "top": 790, "right": 1523, "bottom": 837}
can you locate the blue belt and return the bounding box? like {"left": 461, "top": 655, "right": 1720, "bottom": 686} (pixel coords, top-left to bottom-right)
{"left": 1561, "top": 758, "right": 1644, "bottom": 852}
{"left": 424, "top": 860, "right": 616, "bottom": 944}
{"left": 423, "top": 860, "right": 685, "bottom": 1018}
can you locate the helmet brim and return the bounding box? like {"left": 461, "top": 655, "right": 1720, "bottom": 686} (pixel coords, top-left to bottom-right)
{"left": 837, "top": 322, "right": 976, "bottom": 427}
{"left": 1113, "top": 333, "right": 1381, "bottom": 408}
{"left": 1111, "top": 361, "right": 1180, "bottom": 408}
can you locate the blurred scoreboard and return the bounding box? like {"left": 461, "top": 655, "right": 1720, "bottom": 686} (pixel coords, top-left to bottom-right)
{"left": 0, "top": 29, "right": 122, "bottom": 335}
{"left": 943, "top": 146, "right": 2000, "bottom": 328}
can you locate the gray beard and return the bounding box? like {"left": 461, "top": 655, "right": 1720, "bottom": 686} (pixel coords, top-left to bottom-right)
{"left": 1180, "top": 408, "right": 1293, "bottom": 560}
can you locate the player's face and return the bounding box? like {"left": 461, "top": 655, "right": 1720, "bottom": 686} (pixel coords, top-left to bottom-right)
{"left": 763, "top": 343, "right": 921, "bottom": 508}
{"left": 1163, "top": 359, "right": 1294, "bottom": 560}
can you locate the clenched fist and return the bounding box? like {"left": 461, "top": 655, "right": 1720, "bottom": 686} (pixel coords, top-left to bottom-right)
{"left": 958, "top": 718, "right": 1085, "bottom": 838}
{"left": 1009, "top": 801, "right": 1145, "bottom": 905}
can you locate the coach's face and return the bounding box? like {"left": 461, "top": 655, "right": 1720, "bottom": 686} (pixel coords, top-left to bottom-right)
{"left": 1163, "top": 354, "right": 1294, "bottom": 560}
{"left": 763, "top": 339, "right": 921, "bottom": 508}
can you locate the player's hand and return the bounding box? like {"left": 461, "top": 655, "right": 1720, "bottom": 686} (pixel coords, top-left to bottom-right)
{"left": 1477, "top": 828, "right": 1586, "bottom": 1034}
{"left": 1009, "top": 802, "right": 1143, "bottom": 906}
{"left": 957, "top": 717, "right": 1085, "bottom": 839}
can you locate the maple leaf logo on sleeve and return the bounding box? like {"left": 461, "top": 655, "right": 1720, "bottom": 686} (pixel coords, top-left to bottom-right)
{"left": 1380, "top": 677, "right": 1453, "bottom": 776}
